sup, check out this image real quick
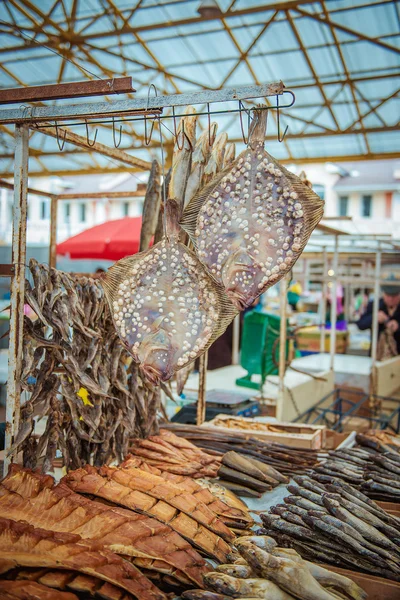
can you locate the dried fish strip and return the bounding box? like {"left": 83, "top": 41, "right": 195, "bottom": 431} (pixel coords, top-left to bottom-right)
{"left": 0, "top": 580, "right": 79, "bottom": 600}
{"left": 0, "top": 465, "right": 209, "bottom": 588}
{"left": 62, "top": 464, "right": 233, "bottom": 563}
{"left": 181, "top": 107, "right": 324, "bottom": 310}
{"left": 102, "top": 200, "right": 237, "bottom": 384}
{"left": 0, "top": 517, "right": 166, "bottom": 600}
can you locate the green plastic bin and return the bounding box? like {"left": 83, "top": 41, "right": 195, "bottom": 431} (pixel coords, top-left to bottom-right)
{"left": 236, "top": 311, "right": 289, "bottom": 391}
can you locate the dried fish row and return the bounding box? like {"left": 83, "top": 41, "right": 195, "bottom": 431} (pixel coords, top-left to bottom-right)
{"left": 0, "top": 465, "right": 210, "bottom": 589}
{"left": 182, "top": 534, "right": 367, "bottom": 600}
{"left": 262, "top": 473, "right": 400, "bottom": 581}
{"left": 161, "top": 424, "right": 319, "bottom": 475}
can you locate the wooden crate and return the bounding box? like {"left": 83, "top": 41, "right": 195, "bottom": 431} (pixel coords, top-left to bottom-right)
{"left": 319, "top": 563, "right": 400, "bottom": 600}
{"left": 201, "top": 414, "right": 325, "bottom": 449}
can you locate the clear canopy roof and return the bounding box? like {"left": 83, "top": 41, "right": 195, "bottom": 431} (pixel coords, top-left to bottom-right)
{"left": 0, "top": 0, "right": 398, "bottom": 177}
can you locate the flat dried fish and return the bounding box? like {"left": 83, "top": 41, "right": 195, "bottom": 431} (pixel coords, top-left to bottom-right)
{"left": 102, "top": 200, "right": 237, "bottom": 384}
{"left": 140, "top": 160, "right": 162, "bottom": 252}
{"left": 181, "top": 106, "right": 324, "bottom": 309}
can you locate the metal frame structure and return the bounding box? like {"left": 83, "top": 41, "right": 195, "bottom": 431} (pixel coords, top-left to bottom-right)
{"left": 0, "top": 0, "right": 399, "bottom": 176}
{"left": 294, "top": 387, "right": 400, "bottom": 433}
{"left": 0, "top": 79, "right": 285, "bottom": 473}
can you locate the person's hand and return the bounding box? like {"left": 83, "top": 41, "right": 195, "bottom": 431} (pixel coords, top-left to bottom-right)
{"left": 387, "top": 319, "right": 399, "bottom": 333}
{"left": 378, "top": 310, "right": 388, "bottom": 324}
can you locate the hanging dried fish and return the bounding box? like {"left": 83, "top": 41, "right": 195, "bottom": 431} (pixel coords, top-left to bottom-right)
{"left": 102, "top": 199, "right": 237, "bottom": 384}
{"left": 181, "top": 106, "right": 324, "bottom": 310}
{"left": 140, "top": 159, "right": 162, "bottom": 252}
{"left": 184, "top": 125, "right": 218, "bottom": 207}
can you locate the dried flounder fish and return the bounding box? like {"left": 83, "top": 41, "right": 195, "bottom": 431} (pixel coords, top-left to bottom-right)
{"left": 102, "top": 200, "right": 237, "bottom": 384}
{"left": 181, "top": 107, "right": 324, "bottom": 310}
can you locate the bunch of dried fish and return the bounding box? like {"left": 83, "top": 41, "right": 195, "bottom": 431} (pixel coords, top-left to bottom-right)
{"left": 122, "top": 455, "right": 254, "bottom": 532}
{"left": 162, "top": 424, "right": 319, "bottom": 475}
{"left": 181, "top": 107, "right": 324, "bottom": 310}
{"left": 12, "top": 259, "right": 161, "bottom": 472}
{"left": 128, "top": 429, "right": 222, "bottom": 477}
{"left": 313, "top": 432, "right": 400, "bottom": 502}
{"left": 182, "top": 534, "right": 367, "bottom": 600}
{"left": 0, "top": 465, "right": 211, "bottom": 591}
{"left": 261, "top": 474, "right": 400, "bottom": 581}
{"left": 216, "top": 451, "right": 288, "bottom": 498}
{"left": 62, "top": 460, "right": 237, "bottom": 564}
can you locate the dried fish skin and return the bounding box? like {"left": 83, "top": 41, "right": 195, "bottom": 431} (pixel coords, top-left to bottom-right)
{"left": 181, "top": 107, "right": 324, "bottom": 310}
{"left": 102, "top": 203, "right": 237, "bottom": 384}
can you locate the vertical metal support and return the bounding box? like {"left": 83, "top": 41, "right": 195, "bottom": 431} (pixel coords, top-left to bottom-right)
{"left": 277, "top": 275, "right": 288, "bottom": 421}
{"left": 320, "top": 247, "right": 327, "bottom": 353}
{"left": 370, "top": 248, "right": 381, "bottom": 396}
{"left": 197, "top": 350, "right": 208, "bottom": 426}
{"left": 49, "top": 196, "right": 58, "bottom": 268}
{"left": 232, "top": 314, "right": 240, "bottom": 365}
{"left": 330, "top": 236, "right": 339, "bottom": 371}
{"left": 4, "top": 123, "right": 29, "bottom": 476}
{"left": 344, "top": 258, "right": 351, "bottom": 322}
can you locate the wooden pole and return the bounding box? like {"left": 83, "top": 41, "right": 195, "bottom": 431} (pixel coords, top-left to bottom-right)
{"left": 49, "top": 196, "right": 58, "bottom": 268}
{"left": 197, "top": 351, "right": 208, "bottom": 425}
{"left": 277, "top": 276, "right": 288, "bottom": 421}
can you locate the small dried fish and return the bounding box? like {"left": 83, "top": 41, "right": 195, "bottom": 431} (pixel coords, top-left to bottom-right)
{"left": 181, "top": 106, "right": 324, "bottom": 309}
{"left": 169, "top": 105, "right": 197, "bottom": 210}
{"left": 140, "top": 159, "right": 162, "bottom": 252}
{"left": 184, "top": 126, "right": 217, "bottom": 207}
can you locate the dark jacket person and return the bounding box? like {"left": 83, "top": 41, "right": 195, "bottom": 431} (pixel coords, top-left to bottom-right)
{"left": 357, "top": 285, "right": 400, "bottom": 355}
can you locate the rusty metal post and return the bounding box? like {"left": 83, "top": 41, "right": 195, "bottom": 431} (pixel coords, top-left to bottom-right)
{"left": 49, "top": 196, "right": 58, "bottom": 268}
{"left": 277, "top": 275, "right": 288, "bottom": 421}
{"left": 232, "top": 314, "right": 240, "bottom": 365}
{"left": 197, "top": 351, "right": 208, "bottom": 426}
{"left": 329, "top": 236, "right": 339, "bottom": 371}
{"left": 4, "top": 123, "right": 29, "bottom": 476}
{"left": 320, "top": 247, "right": 328, "bottom": 353}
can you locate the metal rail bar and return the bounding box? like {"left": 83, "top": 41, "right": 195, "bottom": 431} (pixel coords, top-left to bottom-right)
{"left": 370, "top": 248, "right": 382, "bottom": 396}
{"left": 4, "top": 123, "right": 29, "bottom": 476}
{"left": 0, "top": 178, "right": 55, "bottom": 199}
{"left": 0, "top": 77, "right": 135, "bottom": 105}
{"left": 57, "top": 190, "right": 145, "bottom": 200}
{"left": 0, "top": 82, "right": 284, "bottom": 124}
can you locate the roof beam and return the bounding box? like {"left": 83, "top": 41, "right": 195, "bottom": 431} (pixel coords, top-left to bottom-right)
{"left": 32, "top": 124, "right": 152, "bottom": 170}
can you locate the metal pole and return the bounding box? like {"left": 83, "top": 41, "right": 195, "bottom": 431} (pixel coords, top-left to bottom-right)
{"left": 330, "top": 236, "right": 339, "bottom": 371}
{"left": 197, "top": 351, "right": 208, "bottom": 426}
{"left": 4, "top": 123, "right": 29, "bottom": 476}
{"left": 371, "top": 249, "right": 382, "bottom": 369}
{"left": 232, "top": 314, "right": 240, "bottom": 365}
{"left": 278, "top": 276, "right": 288, "bottom": 421}
{"left": 320, "top": 247, "right": 327, "bottom": 353}
{"left": 49, "top": 196, "right": 58, "bottom": 268}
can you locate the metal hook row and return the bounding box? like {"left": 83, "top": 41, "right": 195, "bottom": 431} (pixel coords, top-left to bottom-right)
{"left": 238, "top": 90, "right": 295, "bottom": 144}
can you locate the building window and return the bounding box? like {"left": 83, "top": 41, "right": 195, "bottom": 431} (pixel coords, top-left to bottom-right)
{"left": 64, "top": 202, "right": 70, "bottom": 221}
{"left": 361, "top": 195, "right": 372, "bottom": 217}
{"left": 79, "top": 203, "right": 86, "bottom": 222}
{"left": 123, "top": 202, "right": 130, "bottom": 217}
{"left": 40, "top": 200, "right": 48, "bottom": 220}
{"left": 313, "top": 184, "right": 325, "bottom": 201}
{"left": 338, "top": 196, "right": 348, "bottom": 217}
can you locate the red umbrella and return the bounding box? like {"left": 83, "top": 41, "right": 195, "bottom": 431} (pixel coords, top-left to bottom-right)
{"left": 56, "top": 217, "right": 144, "bottom": 261}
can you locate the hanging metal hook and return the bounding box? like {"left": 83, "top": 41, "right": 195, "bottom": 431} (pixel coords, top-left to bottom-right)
{"left": 85, "top": 119, "right": 98, "bottom": 147}
{"left": 276, "top": 90, "right": 295, "bottom": 142}
{"left": 207, "top": 103, "right": 217, "bottom": 147}
{"left": 112, "top": 117, "right": 122, "bottom": 148}
{"left": 54, "top": 121, "right": 66, "bottom": 151}
{"left": 238, "top": 100, "right": 251, "bottom": 145}
{"left": 144, "top": 115, "right": 155, "bottom": 146}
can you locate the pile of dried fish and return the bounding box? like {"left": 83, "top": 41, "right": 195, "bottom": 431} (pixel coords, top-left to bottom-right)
{"left": 314, "top": 431, "right": 400, "bottom": 502}
{"left": 163, "top": 424, "right": 319, "bottom": 475}
{"left": 182, "top": 534, "right": 367, "bottom": 600}
{"left": 261, "top": 474, "right": 400, "bottom": 581}
{"left": 128, "top": 429, "right": 222, "bottom": 477}
{"left": 12, "top": 258, "right": 161, "bottom": 472}
{"left": 217, "top": 451, "right": 288, "bottom": 498}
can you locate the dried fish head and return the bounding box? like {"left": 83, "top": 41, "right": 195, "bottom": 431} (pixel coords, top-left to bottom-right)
{"left": 181, "top": 107, "right": 324, "bottom": 310}
{"left": 102, "top": 200, "right": 236, "bottom": 384}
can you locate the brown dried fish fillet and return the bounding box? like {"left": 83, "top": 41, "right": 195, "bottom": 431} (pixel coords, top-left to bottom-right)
{"left": 0, "top": 465, "right": 209, "bottom": 587}
{"left": 0, "top": 518, "right": 165, "bottom": 600}
{"left": 62, "top": 464, "right": 233, "bottom": 563}
{"left": 0, "top": 579, "right": 79, "bottom": 600}
{"left": 102, "top": 200, "right": 237, "bottom": 384}
{"left": 181, "top": 107, "right": 324, "bottom": 310}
